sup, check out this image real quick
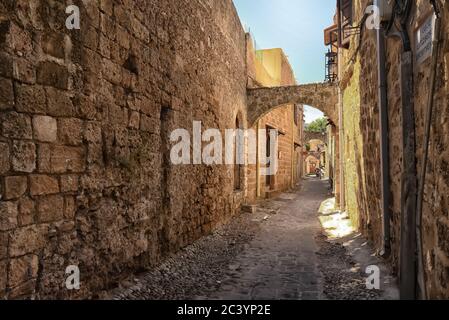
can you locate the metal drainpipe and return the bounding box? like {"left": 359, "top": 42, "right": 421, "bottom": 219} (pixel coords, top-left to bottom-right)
{"left": 376, "top": 25, "right": 391, "bottom": 258}
{"left": 416, "top": 0, "right": 442, "bottom": 300}
{"left": 394, "top": 0, "right": 416, "bottom": 300}
{"left": 337, "top": 0, "right": 345, "bottom": 210}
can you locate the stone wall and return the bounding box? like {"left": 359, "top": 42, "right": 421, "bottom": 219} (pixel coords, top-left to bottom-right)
{"left": 304, "top": 132, "right": 327, "bottom": 145}
{"left": 0, "top": 0, "right": 247, "bottom": 299}
{"left": 247, "top": 83, "right": 338, "bottom": 127}
{"left": 245, "top": 43, "right": 303, "bottom": 200}
{"left": 257, "top": 105, "right": 298, "bottom": 196}
{"left": 413, "top": 0, "right": 449, "bottom": 298}
{"left": 340, "top": 0, "right": 449, "bottom": 298}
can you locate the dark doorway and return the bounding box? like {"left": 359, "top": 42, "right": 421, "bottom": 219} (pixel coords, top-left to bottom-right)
{"left": 265, "top": 125, "right": 275, "bottom": 190}
{"left": 234, "top": 117, "right": 241, "bottom": 191}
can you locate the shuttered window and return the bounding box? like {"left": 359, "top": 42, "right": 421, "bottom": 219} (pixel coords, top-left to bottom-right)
{"left": 341, "top": 0, "right": 353, "bottom": 24}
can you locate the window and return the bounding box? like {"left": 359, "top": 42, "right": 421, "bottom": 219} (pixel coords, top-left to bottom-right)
{"left": 339, "top": 0, "right": 353, "bottom": 48}
{"left": 341, "top": 0, "right": 353, "bottom": 24}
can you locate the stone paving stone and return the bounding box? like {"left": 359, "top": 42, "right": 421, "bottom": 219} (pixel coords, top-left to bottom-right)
{"left": 204, "top": 179, "right": 328, "bottom": 300}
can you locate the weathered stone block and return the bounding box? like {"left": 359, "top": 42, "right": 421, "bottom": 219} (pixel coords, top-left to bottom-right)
{"left": 12, "top": 141, "right": 36, "bottom": 173}
{"left": 116, "top": 25, "right": 130, "bottom": 49}
{"left": 0, "top": 201, "right": 18, "bottom": 231}
{"left": 51, "top": 146, "right": 86, "bottom": 173}
{"left": 102, "top": 58, "right": 121, "bottom": 85}
{"left": 2, "top": 111, "right": 32, "bottom": 139}
{"left": 36, "top": 144, "right": 51, "bottom": 174}
{"left": 46, "top": 87, "right": 74, "bottom": 117}
{"left": 8, "top": 254, "right": 39, "bottom": 289}
{"left": 36, "top": 61, "right": 69, "bottom": 90}
{"left": 140, "top": 97, "right": 159, "bottom": 115}
{"left": 0, "top": 53, "right": 13, "bottom": 78}
{"left": 84, "top": 122, "right": 102, "bottom": 143}
{"left": 8, "top": 279, "right": 37, "bottom": 299}
{"left": 0, "top": 77, "right": 14, "bottom": 110}
{"left": 0, "top": 233, "right": 7, "bottom": 259}
{"left": 131, "top": 17, "right": 149, "bottom": 43}
{"left": 4, "top": 176, "right": 27, "bottom": 200}
{"left": 64, "top": 196, "right": 76, "bottom": 220}
{"left": 437, "top": 219, "right": 449, "bottom": 257}
{"left": 98, "top": 34, "right": 111, "bottom": 59}
{"left": 13, "top": 58, "right": 36, "bottom": 84}
{"left": 9, "top": 224, "right": 48, "bottom": 257}
{"left": 82, "top": 25, "right": 99, "bottom": 51}
{"left": 100, "top": 0, "right": 113, "bottom": 15}
{"left": 445, "top": 53, "right": 449, "bottom": 88}
{"left": 0, "top": 260, "right": 6, "bottom": 293}
{"left": 0, "top": 22, "right": 11, "bottom": 43}
{"left": 100, "top": 12, "right": 115, "bottom": 38}
{"left": 30, "top": 175, "right": 59, "bottom": 196}
{"left": 37, "top": 195, "right": 64, "bottom": 223}
{"left": 58, "top": 118, "right": 83, "bottom": 145}
{"left": 42, "top": 33, "right": 65, "bottom": 59}
{"left": 436, "top": 258, "right": 449, "bottom": 291}
{"left": 87, "top": 144, "right": 104, "bottom": 166}
{"left": 0, "top": 142, "right": 9, "bottom": 174}
{"left": 18, "top": 197, "right": 35, "bottom": 226}
{"left": 16, "top": 84, "right": 46, "bottom": 114}
{"left": 128, "top": 111, "right": 140, "bottom": 129}
{"left": 74, "top": 94, "right": 97, "bottom": 120}
{"left": 140, "top": 114, "right": 159, "bottom": 133}
{"left": 5, "top": 21, "right": 32, "bottom": 56}
{"left": 61, "top": 175, "right": 79, "bottom": 193}
{"left": 33, "top": 115, "right": 57, "bottom": 142}
{"left": 108, "top": 104, "right": 127, "bottom": 125}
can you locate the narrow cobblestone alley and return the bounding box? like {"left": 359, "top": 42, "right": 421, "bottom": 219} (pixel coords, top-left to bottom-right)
{"left": 2, "top": 0, "right": 449, "bottom": 304}
{"left": 203, "top": 178, "right": 326, "bottom": 300}
{"left": 109, "top": 178, "right": 396, "bottom": 300}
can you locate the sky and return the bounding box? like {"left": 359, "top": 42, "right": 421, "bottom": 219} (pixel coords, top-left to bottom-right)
{"left": 233, "top": 0, "right": 336, "bottom": 123}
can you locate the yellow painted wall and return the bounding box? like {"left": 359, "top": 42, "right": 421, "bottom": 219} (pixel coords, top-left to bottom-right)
{"left": 342, "top": 57, "right": 365, "bottom": 230}
{"left": 256, "top": 49, "right": 284, "bottom": 85}
{"left": 246, "top": 40, "right": 303, "bottom": 198}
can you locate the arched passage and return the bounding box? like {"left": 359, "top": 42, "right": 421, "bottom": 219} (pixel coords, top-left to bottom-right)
{"left": 247, "top": 83, "right": 338, "bottom": 126}
{"left": 304, "top": 132, "right": 328, "bottom": 145}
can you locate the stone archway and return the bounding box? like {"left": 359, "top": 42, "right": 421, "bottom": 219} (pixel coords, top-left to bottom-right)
{"left": 305, "top": 132, "right": 328, "bottom": 145}
{"left": 246, "top": 81, "right": 341, "bottom": 207}
{"left": 247, "top": 82, "right": 338, "bottom": 126}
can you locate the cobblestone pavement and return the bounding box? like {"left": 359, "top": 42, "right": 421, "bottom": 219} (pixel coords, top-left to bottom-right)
{"left": 109, "top": 178, "right": 398, "bottom": 300}
{"left": 200, "top": 179, "right": 326, "bottom": 300}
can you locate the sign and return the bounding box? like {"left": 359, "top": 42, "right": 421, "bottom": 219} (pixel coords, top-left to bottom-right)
{"left": 415, "top": 14, "right": 436, "bottom": 65}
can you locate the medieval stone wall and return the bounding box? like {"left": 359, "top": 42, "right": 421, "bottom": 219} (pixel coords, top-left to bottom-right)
{"left": 341, "top": 0, "right": 449, "bottom": 298}
{"left": 0, "top": 0, "right": 247, "bottom": 299}
{"left": 412, "top": 0, "right": 449, "bottom": 298}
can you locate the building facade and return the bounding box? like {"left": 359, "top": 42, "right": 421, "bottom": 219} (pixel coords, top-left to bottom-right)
{"left": 246, "top": 38, "right": 304, "bottom": 200}
{"left": 326, "top": 0, "right": 449, "bottom": 299}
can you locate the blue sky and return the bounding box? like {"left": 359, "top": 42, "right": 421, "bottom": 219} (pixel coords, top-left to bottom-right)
{"left": 233, "top": 0, "right": 335, "bottom": 123}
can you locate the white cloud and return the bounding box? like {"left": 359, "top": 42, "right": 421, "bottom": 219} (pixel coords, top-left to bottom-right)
{"left": 303, "top": 105, "right": 324, "bottom": 124}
